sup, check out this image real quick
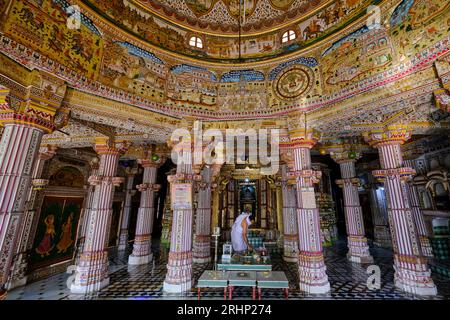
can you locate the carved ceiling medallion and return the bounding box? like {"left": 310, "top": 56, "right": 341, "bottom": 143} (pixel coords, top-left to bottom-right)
{"left": 274, "top": 64, "right": 314, "bottom": 101}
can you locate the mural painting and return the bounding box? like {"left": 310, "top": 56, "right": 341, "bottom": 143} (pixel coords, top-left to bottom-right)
{"left": 2, "top": 0, "right": 104, "bottom": 79}
{"left": 389, "top": 0, "right": 450, "bottom": 63}
{"left": 100, "top": 41, "right": 167, "bottom": 103}
{"left": 30, "top": 196, "right": 83, "bottom": 271}
{"left": 85, "top": 0, "right": 371, "bottom": 62}
{"left": 321, "top": 26, "right": 393, "bottom": 91}
{"left": 167, "top": 65, "right": 217, "bottom": 107}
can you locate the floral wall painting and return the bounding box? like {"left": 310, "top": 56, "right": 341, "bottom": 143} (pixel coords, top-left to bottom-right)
{"left": 30, "top": 196, "right": 84, "bottom": 271}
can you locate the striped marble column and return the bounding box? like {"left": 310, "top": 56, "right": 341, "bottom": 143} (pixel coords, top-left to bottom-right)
{"left": 76, "top": 159, "right": 99, "bottom": 261}
{"left": 128, "top": 159, "right": 161, "bottom": 265}
{"left": 365, "top": 125, "right": 437, "bottom": 296}
{"left": 71, "top": 139, "right": 128, "bottom": 294}
{"left": 332, "top": 153, "right": 373, "bottom": 264}
{"left": 0, "top": 88, "right": 56, "bottom": 289}
{"left": 163, "top": 150, "right": 201, "bottom": 293}
{"left": 193, "top": 166, "right": 212, "bottom": 263}
{"left": 6, "top": 145, "right": 57, "bottom": 289}
{"left": 118, "top": 168, "right": 137, "bottom": 251}
{"left": 289, "top": 128, "right": 330, "bottom": 294}
{"left": 403, "top": 159, "right": 433, "bottom": 258}
{"left": 281, "top": 164, "right": 298, "bottom": 262}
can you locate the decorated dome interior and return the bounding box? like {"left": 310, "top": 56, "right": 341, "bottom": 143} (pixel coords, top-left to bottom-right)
{"left": 82, "top": 0, "right": 375, "bottom": 62}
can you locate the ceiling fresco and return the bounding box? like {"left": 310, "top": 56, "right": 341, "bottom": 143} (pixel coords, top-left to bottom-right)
{"left": 81, "top": 0, "right": 377, "bottom": 63}
{"left": 0, "top": 0, "right": 449, "bottom": 129}
{"left": 129, "top": 0, "right": 332, "bottom": 34}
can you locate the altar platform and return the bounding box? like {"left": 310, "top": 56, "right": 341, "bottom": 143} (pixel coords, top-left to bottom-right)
{"left": 217, "top": 254, "right": 272, "bottom": 271}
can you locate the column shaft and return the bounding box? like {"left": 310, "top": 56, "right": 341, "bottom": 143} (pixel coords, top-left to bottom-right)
{"left": 71, "top": 142, "right": 124, "bottom": 294}
{"left": 118, "top": 174, "right": 135, "bottom": 251}
{"left": 281, "top": 165, "right": 298, "bottom": 262}
{"left": 337, "top": 161, "right": 373, "bottom": 263}
{"left": 365, "top": 126, "right": 437, "bottom": 296}
{"left": 129, "top": 162, "right": 158, "bottom": 265}
{"left": 76, "top": 164, "right": 99, "bottom": 261}
{"left": 4, "top": 145, "right": 55, "bottom": 289}
{"left": 368, "top": 180, "right": 392, "bottom": 248}
{"left": 403, "top": 160, "right": 433, "bottom": 258}
{"left": 292, "top": 146, "right": 330, "bottom": 294}
{"left": 163, "top": 158, "right": 197, "bottom": 293}
{"left": 0, "top": 123, "right": 44, "bottom": 288}
{"left": 193, "top": 167, "right": 212, "bottom": 263}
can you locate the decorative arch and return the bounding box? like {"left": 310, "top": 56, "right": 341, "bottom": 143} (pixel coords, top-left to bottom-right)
{"left": 49, "top": 166, "right": 85, "bottom": 188}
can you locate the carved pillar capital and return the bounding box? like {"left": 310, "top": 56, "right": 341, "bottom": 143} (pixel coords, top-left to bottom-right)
{"left": 363, "top": 125, "right": 411, "bottom": 148}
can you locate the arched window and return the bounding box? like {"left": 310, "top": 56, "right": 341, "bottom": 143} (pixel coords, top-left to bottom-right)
{"left": 189, "top": 36, "right": 203, "bottom": 49}
{"left": 282, "top": 30, "right": 296, "bottom": 43}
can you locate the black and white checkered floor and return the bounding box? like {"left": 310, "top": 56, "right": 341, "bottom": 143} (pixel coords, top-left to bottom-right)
{"left": 6, "top": 240, "right": 450, "bottom": 300}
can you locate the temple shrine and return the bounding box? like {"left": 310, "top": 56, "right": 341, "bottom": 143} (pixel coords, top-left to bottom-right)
{"left": 0, "top": 0, "right": 449, "bottom": 301}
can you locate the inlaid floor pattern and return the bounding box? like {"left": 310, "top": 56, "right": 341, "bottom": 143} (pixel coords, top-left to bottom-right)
{"left": 7, "top": 240, "right": 450, "bottom": 300}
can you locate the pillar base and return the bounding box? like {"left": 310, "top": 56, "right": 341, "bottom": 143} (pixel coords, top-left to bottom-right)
{"left": 117, "top": 231, "right": 128, "bottom": 251}
{"left": 164, "top": 251, "right": 193, "bottom": 294}
{"left": 71, "top": 250, "right": 109, "bottom": 294}
{"left": 117, "top": 244, "right": 128, "bottom": 251}
{"left": 419, "top": 237, "right": 433, "bottom": 258}
{"left": 299, "top": 281, "right": 331, "bottom": 294}
{"left": 193, "top": 257, "right": 211, "bottom": 264}
{"left": 298, "top": 252, "right": 331, "bottom": 295}
{"left": 283, "top": 239, "right": 298, "bottom": 263}
{"left": 70, "top": 277, "right": 110, "bottom": 294}
{"left": 395, "top": 280, "right": 437, "bottom": 296}
{"left": 128, "top": 253, "right": 153, "bottom": 265}
{"left": 5, "top": 276, "right": 27, "bottom": 290}
{"left": 347, "top": 253, "right": 374, "bottom": 264}
{"left": 347, "top": 236, "right": 374, "bottom": 264}
{"left": 374, "top": 226, "right": 392, "bottom": 248}
{"left": 193, "top": 236, "right": 211, "bottom": 264}
{"left": 393, "top": 254, "right": 437, "bottom": 296}
{"left": 163, "top": 280, "right": 192, "bottom": 294}
{"left": 283, "top": 255, "right": 298, "bottom": 263}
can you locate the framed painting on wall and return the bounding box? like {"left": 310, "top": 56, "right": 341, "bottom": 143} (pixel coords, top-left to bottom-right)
{"left": 30, "top": 196, "right": 84, "bottom": 271}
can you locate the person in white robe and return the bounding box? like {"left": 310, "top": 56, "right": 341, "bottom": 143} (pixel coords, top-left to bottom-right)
{"left": 231, "top": 209, "right": 253, "bottom": 253}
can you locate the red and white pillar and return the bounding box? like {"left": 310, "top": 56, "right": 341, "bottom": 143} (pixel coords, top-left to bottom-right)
{"left": 118, "top": 167, "right": 138, "bottom": 251}
{"left": 281, "top": 164, "right": 298, "bottom": 263}
{"left": 163, "top": 142, "right": 201, "bottom": 293}
{"left": 403, "top": 159, "right": 433, "bottom": 258}
{"left": 128, "top": 159, "right": 161, "bottom": 265}
{"left": 193, "top": 166, "right": 212, "bottom": 264}
{"left": 76, "top": 158, "right": 99, "bottom": 260}
{"left": 364, "top": 125, "right": 437, "bottom": 296}
{"left": 6, "top": 145, "right": 57, "bottom": 289}
{"left": 71, "top": 138, "right": 128, "bottom": 294}
{"left": 0, "top": 87, "right": 57, "bottom": 290}
{"left": 367, "top": 174, "right": 392, "bottom": 248}
{"left": 289, "top": 128, "right": 330, "bottom": 294}
{"left": 332, "top": 151, "right": 373, "bottom": 263}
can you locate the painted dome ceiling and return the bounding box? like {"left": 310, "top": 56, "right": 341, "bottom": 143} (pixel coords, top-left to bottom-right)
{"left": 82, "top": 0, "right": 375, "bottom": 63}
{"left": 127, "top": 0, "right": 338, "bottom": 35}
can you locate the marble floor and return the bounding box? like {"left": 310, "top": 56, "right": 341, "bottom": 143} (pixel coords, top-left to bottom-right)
{"left": 6, "top": 240, "right": 450, "bottom": 300}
